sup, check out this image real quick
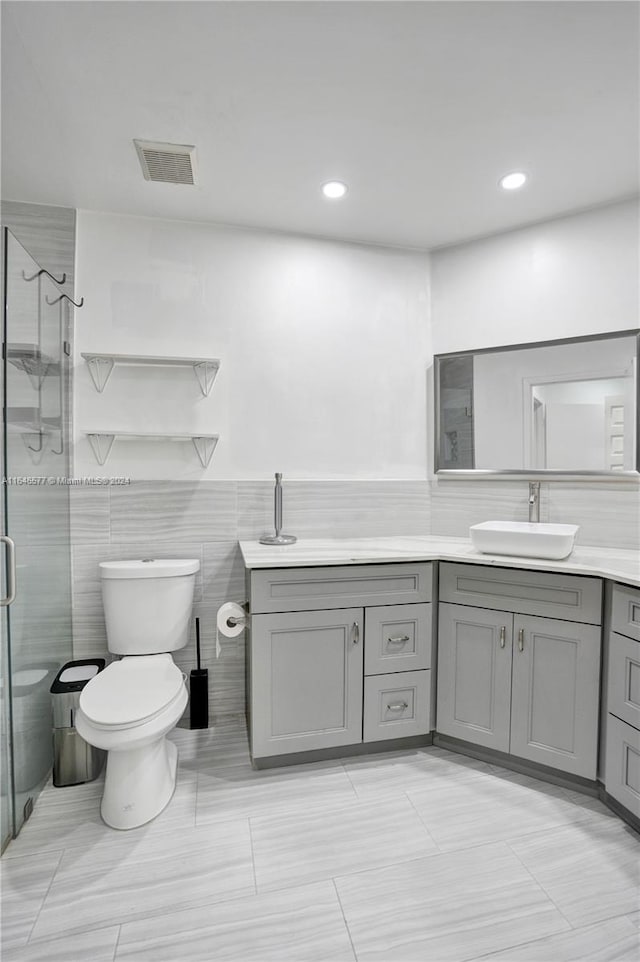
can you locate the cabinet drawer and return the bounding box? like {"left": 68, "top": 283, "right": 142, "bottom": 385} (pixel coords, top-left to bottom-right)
{"left": 605, "top": 713, "right": 640, "bottom": 819}
{"left": 364, "top": 603, "right": 432, "bottom": 675}
{"left": 439, "top": 562, "right": 602, "bottom": 625}
{"left": 611, "top": 584, "right": 640, "bottom": 643}
{"left": 363, "top": 670, "right": 431, "bottom": 742}
{"left": 608, "top": 631, "right": 640, "bottom": 730}
{"left": 249, "top": 562, "right": 432, "bottom": 614}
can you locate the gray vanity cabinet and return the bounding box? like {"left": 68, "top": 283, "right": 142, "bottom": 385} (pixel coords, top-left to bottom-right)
{"left": 437, "top": 564, "right": 603, "bottom": 779}
{"left": 604, "top": 584, "right": 640, "bottom": 819}
{"left": 250, "top": 607, "right": 364, "bottom": 758}
{"left": 247, "top": 562, "right": 433, "bottom": 761}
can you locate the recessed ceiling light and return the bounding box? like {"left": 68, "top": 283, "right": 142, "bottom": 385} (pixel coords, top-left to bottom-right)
{"left": 499, "top": 171, "right": 527, "bottom": 191}
{"left": 322, "top": 181, "right": 348, "bottom": 199}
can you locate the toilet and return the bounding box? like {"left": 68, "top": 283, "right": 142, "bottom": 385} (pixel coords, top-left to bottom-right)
{"left": 75, "top": 558, "right": 199, "bottom": 830}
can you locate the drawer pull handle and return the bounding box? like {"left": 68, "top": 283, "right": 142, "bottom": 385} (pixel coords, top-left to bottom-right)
{"left": 518, "top": 628, "right": 524, "bottom": 652}
{"left": 387, "top": 635, "right": 410, "bottom": 645}
{"left": 387, "top": 701, "right": 408, "bottom": 712}
{"left": 352, "top": 622, "right": 360, "bottom": 645}
{"left": 499, "top": 626, "right": 506, "bottom": 649}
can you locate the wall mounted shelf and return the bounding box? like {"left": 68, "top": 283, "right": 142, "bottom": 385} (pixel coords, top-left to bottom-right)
{"left": 81, "top": 353, "right": 221, "bottom": 396}
{"left": 85, "top": 432, "right": 219, "bottom": 468}
{"left": 7, "top": 343, "right": 60, "bottom": 388}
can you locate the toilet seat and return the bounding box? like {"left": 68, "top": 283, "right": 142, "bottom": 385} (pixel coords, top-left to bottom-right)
{"left": 79, "top": 655, "right": 185, "bottom": 730}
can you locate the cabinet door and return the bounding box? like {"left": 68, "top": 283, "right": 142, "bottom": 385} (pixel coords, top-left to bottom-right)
{"left": 250, "top": 607, "right": 363, "bottom": 758}
{"left": 436, "top": 603, "right": 513, "bottom": 752}
{"left": 510, "top": 615, "right": 601, "bottom": 778}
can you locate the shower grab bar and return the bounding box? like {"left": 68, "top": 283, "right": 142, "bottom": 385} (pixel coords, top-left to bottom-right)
{"left": 0, "top": 536, "right": 16, "bottom": 606}
{"left": 22, "top": 267, "right": 67, "bottom": 286}
{"left": 45, "top": 293, "right": 84, "bottom": 309}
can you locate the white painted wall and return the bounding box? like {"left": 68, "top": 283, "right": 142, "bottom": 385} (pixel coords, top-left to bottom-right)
{"left": 431, "top": 199, "right": 639, "bottom": 354}
{"left": 74, "top": 211, "right": 431, "bottom": 480}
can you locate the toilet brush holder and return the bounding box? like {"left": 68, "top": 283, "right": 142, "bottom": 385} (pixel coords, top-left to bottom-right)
{"left": 189, "top": 617, "right": 209, "bottom": 729}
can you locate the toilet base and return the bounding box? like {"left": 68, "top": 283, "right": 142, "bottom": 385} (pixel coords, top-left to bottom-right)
{"left": 101, "top": 736, "right": 178, "bottom": 830}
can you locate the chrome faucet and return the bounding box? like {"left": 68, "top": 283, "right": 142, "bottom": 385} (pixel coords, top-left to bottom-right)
{"left": 528, "top": 482, "right": 540, "bottom": 523}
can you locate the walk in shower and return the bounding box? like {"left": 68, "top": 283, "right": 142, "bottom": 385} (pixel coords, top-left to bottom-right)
{"left": 1, "top": 228, "right": 73, "bottom": 849}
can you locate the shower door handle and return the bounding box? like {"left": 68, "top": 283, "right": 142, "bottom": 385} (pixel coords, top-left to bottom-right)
{"left": 0, "top": 536, "right": 16, "bottom": 606}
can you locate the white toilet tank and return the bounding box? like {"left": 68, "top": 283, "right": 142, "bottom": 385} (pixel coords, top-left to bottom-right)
{"left": 100, "top": 559, "right": 199, "bottom": 655}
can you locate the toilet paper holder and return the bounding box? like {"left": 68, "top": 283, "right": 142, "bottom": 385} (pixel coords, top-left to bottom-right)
{"left": 216, "top": 602, "right": 249, "bottom": 649}
{"left": 226, "top": 613, "right": 247, "bottom": 628}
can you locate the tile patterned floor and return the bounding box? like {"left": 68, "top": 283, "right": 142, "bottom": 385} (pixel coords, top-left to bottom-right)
{"left": 1, "top": 716, "right": 638, "bottom": 962}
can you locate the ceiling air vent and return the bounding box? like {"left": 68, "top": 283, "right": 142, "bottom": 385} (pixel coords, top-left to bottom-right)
{"left": 133, "top": 139, "right": 197, "bottom": 185}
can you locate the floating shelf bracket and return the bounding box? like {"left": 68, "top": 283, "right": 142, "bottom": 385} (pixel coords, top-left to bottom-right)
{"left": 85, "top": 356, "right": 115, "bottom": 393}
{"left": 192, "top": 360, "right": 220, "bottom": 397}
{"left": 191, "top": 435, "right": 219, "bottom": 468}
{"left": 87, "top": 433, "right": 116, "bottom": 466}
{"left": 85, "top": 432, "right": 219, "bottom": 468}
{"left": 81, "top": 354, "right": 220, "bottom": 396}
{"left": 6, "top": 344, "right": 59, "bottom": 390}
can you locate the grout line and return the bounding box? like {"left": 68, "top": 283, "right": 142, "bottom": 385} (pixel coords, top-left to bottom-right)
{"left": 25, "top": 848, "right": 65, "bottom": 944}
{"left": 339, "top": 760, "right": 361, "bottom": 799}
{"left": 331, "top": 877, "right": 359, "bottom": 962}
{"left": 505, "top": 838, "right": 576, "bottom": 931}
{"left": 111, "top": 923, "right": 122, "bottom": 961}
{"left": 404, "top": 789, "right": 443, "bottom": 852}
{"left": 253, "top": 849, "right": 443, "bottom": 900}
{"left": 246, "top": 816, "right": 258, "bottom": 895}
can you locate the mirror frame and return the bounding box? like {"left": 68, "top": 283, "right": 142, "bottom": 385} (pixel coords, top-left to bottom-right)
{"left": 433, "top": 329, "right": 640, "bottom": 479}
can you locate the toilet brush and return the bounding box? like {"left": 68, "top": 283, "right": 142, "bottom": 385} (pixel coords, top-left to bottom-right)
{"left": 189, "top": 617, "right": 209, "bottom": 729}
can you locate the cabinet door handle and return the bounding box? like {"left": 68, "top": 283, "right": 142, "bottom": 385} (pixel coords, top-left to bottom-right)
{"left": 518, "top": 628, "right": 524, "bottom": 652}
{"left": 387, "top": 701, "right": 408, "bottom": 712}
{"left": 352, "top": 622, "right": 360, "bottom": 645}
{"left": 499, "top": 626, "right": 506, "bottom": 649}
{"left": 387, "top": 635, "right": 410, "bottom": 645}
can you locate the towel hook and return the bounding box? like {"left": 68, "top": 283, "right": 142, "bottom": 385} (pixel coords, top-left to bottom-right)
{"left": 45, "top": 293, "right": 84, "bottom": 308}
{"left": 22, "top": 268, "right": 67, "bottom": 285}
{"left": 27, "top": 431, "right": 44, "bottom": 453}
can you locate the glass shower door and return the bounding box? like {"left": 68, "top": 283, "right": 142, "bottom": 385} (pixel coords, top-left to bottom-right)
{"left": 1, "top": 228, "right": 73, "bottom": 843}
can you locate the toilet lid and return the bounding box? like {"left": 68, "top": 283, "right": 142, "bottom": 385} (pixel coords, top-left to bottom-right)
{"left": 79, "top": 656, "right": 184, "bottom": 728}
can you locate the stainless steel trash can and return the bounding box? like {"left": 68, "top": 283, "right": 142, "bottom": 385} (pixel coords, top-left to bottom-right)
{"left": 50, "top": 659, "right": 107, "bottom": 787}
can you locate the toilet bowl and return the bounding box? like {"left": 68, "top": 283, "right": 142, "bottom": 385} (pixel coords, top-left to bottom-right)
{"left": 75, "top": 558, "right": 199, "bottom": 830}
{"left": 76, "top": 655, "right": 188, "bottom": 829}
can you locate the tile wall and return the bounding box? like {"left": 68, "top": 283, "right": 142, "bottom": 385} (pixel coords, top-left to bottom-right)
{"left": 70, "top": 476, "right": 638, "bottom": 720}
{"left": 70, "top": 479, "right": 432, "bottom": 719}
{"left": 430, "top": 479, "right": 640, "bottom": 548}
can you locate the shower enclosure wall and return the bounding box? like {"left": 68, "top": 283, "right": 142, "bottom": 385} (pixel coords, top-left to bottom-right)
{"left": 1, "top": 228, "right": 73, "bottom": 850}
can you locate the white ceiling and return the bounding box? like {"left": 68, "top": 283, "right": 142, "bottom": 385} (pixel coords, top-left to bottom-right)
{"left": 2, "top": 1, "right": 638, "bottom": 250}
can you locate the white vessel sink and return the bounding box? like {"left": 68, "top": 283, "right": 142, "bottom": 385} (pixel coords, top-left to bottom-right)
{"left": 470, "top": 521, "right": 580, "bottom": 560}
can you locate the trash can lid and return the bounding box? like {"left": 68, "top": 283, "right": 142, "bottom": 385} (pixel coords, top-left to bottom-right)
{"left": 60, "top": 664, "right": 101, "bottom": 683}
{"left": 51, "top": 659, "right": 106, "bottom": 694}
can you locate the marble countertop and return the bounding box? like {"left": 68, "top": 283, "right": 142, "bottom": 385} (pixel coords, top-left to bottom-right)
{"left": 239, "top": 535, "right": 640, "bottom": 588}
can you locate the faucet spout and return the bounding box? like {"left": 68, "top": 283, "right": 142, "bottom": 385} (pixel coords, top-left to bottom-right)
{"left": 528, "top": 482, "right": 540, "bottom": 523}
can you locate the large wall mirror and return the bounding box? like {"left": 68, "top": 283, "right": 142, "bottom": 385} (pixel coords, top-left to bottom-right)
{"left": 434, "top": 330, "right": 639, "bottom": 477}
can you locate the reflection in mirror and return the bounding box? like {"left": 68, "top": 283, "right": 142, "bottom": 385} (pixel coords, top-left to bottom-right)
{"left": 435, "top": 331, "right": 639, "bottom": 476}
